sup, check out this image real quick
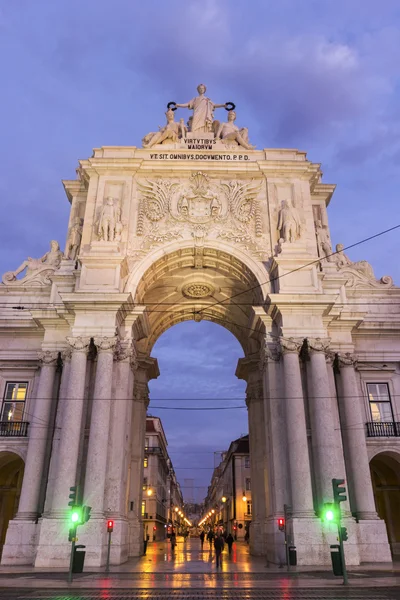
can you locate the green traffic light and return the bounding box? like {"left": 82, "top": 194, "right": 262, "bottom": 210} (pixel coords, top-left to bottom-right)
{"left": 325, "top": 509, "right": 334, "bottom": 521}
{"left": 71, "top": 511, "right": 79, "bottom": 523}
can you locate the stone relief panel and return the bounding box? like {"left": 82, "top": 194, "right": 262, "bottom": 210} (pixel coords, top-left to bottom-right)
{"left": 93, "top": 182, "right": 126, "bottom": 243}
{"left": 128, "top": 171, "right": 269, "bottom": 261}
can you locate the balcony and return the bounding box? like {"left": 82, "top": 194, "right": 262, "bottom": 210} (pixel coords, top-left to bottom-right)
{"left": 366, "top": 422, "right": 400, "bottom": 437}
{"left": 0, "top": 421, "right": 29, "bottom": 437}
{"left": 144, "top": 446, "right": 163, "bottom": 455}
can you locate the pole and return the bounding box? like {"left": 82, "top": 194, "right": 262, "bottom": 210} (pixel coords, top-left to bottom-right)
{"left": 105, "top": 530, "right": 112, "bottom": 574}
{"left": 68, "top": 539, "right": 75, "bottom": 584}
{"left": 337, "top": 514, "right": 348, "bottom": 586}
{"left": 284, "top": 504, "right": 290, "bottom": 571}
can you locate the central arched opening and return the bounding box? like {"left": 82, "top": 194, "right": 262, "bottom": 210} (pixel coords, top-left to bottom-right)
{"left": 129, "top": 245, "right": 268, "bottom": 559}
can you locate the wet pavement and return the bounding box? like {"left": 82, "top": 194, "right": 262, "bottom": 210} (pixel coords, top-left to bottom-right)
{"left": 0, "top": 538, "right": 399, "bottom": 599}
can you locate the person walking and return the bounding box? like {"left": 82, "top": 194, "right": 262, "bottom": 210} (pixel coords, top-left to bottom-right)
{"left": 226, "top": 533, "right": 234, "bottom": 555}
{"left": 200, "top": 530, "right": 205, "bottom": 550}
{"left": 170, "top": 529, "right": 177, "bottom": 553}
{"left": 214, "top": 533, "right": 224, "bottom": 568}
{"left": 207, "top": 529, "right": 214, "bottom": 548}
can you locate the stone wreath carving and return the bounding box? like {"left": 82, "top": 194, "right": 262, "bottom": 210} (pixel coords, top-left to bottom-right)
{"left": 2, "top": 241, "right": 63, "bottom": 287}
{"left": 182, "top": 282, "right": 215, "bottom": 298}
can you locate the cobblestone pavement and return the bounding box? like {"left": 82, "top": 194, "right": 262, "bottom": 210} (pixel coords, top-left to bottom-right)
{"left": 1, "top": 588, "right": 400, "bottom": 599}
{"left": 0, "top": 539, "right": 399, "bottom": 599}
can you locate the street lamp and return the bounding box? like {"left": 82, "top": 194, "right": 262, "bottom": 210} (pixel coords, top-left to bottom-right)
{"left": 242, "top": 491, "right": 247, "bottom": 502}
{"left": 222, "top": 496, "right": 227, "bottom": 503}
{"left": 147, "top": 488, "right": 153, "bottom": 496}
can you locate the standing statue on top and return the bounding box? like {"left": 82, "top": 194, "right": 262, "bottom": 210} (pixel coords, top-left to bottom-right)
{"left": 176, "top": 84, "right": 228, "bottom": 133}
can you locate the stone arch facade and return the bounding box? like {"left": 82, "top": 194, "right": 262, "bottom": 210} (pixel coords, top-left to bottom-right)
{"left": 0, "top": 113, "right": 399, "bottom": 568}
{"left": 370, "top": 451, "right": 400, "bottom": 558}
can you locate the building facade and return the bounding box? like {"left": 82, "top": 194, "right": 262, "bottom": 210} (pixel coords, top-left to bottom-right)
{"left": 202, "top": 435, "right": 252, "bottom": 541}
{"left": 0, "top": 85, "right": 399, "bottom": 567}
{"left": 142, "top": 416, "right": 183, "bottom": 541}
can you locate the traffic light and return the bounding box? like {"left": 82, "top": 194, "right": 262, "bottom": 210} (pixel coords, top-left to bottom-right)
{"left": 233, "top": 526, "right": 237, "bottom": 531}
{"left": 70, "top": 505, "right": 82, "bottom": 525}
{"left": 82, "top": 505, "right": 92, "bottom": 523}
{"left": 107, "top": 520, "right": 114, "bottom": 533}
{"left": 68, "top": 486, "right": 77, "bottom": 507}
{"left": 277, "top": 518, "right": 285, "bottom": 531}
{"left": 341, "top": 527, "right": 348, "bottom": 542}
{"left": 322, "top": 503, "right": 337, "bottom": 523}
{"left": 332, "top": 479, "right": 347, "bottom": 504}
{"left": 68, "top": 528, "right": 76, "bottom": 542}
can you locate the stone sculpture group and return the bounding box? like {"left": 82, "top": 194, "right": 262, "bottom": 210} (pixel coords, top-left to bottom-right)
{"left": 142, "top": 84, "right": 255, "bottom": 150}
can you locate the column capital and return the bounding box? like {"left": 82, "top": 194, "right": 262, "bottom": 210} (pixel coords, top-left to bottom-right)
{"left": 38, "top": 350, "right": 59, "bottom": 365}
{"left": 133, "top": 382, "right": 150, "bottom": 408}
{"left": 338, "top": 352, "right": 357, "bottom": 367}
{"left": 66, "top": 336, "right": 91, "bottom": 353}
{"left": 245, "top": 381, "right": 263, "bottom": 406}
{"left": 61, "top": 348, "right": 72, "bottom": 363}
{"left": 279, "top": 337, "right": 302, "bottom": 355}
{"left": 93, "top": 335, "right": 118, "bottom": 353}
{"left": 308, "top": 337, "right": 330, "bottom": 354}
{"left": 114, "top": 338, "right": 137, "bottom": 366}
{"left": 259, "top": 340, "right": 281, "bottom": 370}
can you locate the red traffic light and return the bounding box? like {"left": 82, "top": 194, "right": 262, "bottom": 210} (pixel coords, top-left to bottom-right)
{"left": 153, "top": 526, "right": 156, "bottom": 531}
{"left": 278, "top": 518, "right": 285, "bottom": 531}
{"left": 107, "top": 520, "right": 114, "bottom": 533}
{"left": 233, "top": 526, "right": 237, "bottom": 530}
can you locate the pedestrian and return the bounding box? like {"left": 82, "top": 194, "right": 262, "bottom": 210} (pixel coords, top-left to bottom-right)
{"left": 207, "top": 530, "right": 214, "bottom": 548}
{"left": 226, "top": 533, "right": 234, "bottom": 555}
{"left": 200, "top": 530, "right": 205, "bottom": 549}
{"left": 170, "top": 529, "right": 176, "bottom": 552}
{"left": 214, "top": 533, "right": 224, "bottom": 568}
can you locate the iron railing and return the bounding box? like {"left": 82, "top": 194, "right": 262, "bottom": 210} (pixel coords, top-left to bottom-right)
{"left": 0, "top": 421, "right": 29, "bottom": 437}
{"left": 144, "top": 446, "right": 163, "bottom": 455}
{"left": 366, "top": 421, "right": 400, "bottom": 437}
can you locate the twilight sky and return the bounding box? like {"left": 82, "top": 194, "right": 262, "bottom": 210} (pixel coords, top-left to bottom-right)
{"left": 1, "top": 1, "right": 400, "bottom": 502}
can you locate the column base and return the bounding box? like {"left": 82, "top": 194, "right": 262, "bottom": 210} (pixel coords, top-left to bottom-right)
{"left": 321, "top": 516, "right": 360, "bottom": 565}
{"left": 128, "top": 518, "right": 143, "bottom": 557}
{"left": 35, "top": 517, "right": 72, "bottom": 568}
{"left": 291, "top": 517, "right": 328, "bottom": 565}
{"left": 264, "top": 517, "right": 287, "bottom": 566}
{"left": 249, "top": 520, "right": 263, "bottom": 555}
{"left": 1, "top": 520, "right": 39, "bottom": 565}
{"left": 356, "top": 519, "right": 392, "bottom": 563}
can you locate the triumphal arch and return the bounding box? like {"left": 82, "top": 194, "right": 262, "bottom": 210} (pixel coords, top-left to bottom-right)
{"left": 1, "top": 84, "right": 400, "bottom": 567}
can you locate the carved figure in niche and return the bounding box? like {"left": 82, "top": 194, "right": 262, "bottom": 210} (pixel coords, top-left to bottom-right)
{"left": 277, "top": 199, "right": 301, "bottom": 243}
{"left": 65, "top": 217, "right": 83, "bottom": 261}
{"left": 210, "top": 197, "right": 221, "bottom": 217}
{"left": 315, "top": 220, "right": 332, "bottom": 262}
{"left": 2, "top": 240, "right": 63, "bottom": 285}
{"left": 216, "top": 111, "right": 255, "bottom": 150}
{"left": 142, "top": 109, "right": 183, "bottom": 148}
{"left": 176, "top": 84, "right": 226, "bottom": 133}
{"left": 98, "top": 197, "right": 122, "bottom": 242}
{"left": 178, "top": 196, "right": 189, "bottom": 216}
{"left": 333, "top": 243, "right": 375, "bottom": 278}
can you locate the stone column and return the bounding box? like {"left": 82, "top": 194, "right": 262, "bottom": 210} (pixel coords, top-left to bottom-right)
{"left": 16, "top": 351, "right": 59, "bottom": 519}
{"left": 34, "top": 336, "right": 90, "bottom": 568}
{"left": 308, "top": 338, "right": 347, "bottom": 504}
{"left": 281, "top": 339, "right": 314, "bottom": 517}
{"left": 337, "top": 354, "right": 377, "bottom": 519}
{"left": 103, "top": 340, "right": 135, "bottom": 564}
{"left": 84, "top": 336, "right": 117, "bottom": 513}
{"left": 50, "top": 337, "right": 90, "bottom": 513}
{"left": 337, "top": 353, "right": 391, "bottom": 562}
{"left": 1, "top": 350, "right": 59, "bottom": 565}
{"left": 261, "top": 341, "right": 289, "bottom": 566}
{"left": 246, "top": 377, "right": 268, "bottom": 556}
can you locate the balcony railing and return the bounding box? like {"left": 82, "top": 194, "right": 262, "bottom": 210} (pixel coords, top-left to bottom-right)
{"left": 0, "top": 421, "right": 29, "bottom": 437}
{"left": 144, "top": 446, "right": 163, "bottom": 455}
{"left": 366, "top": 422, "right": 400, "bottom": 437}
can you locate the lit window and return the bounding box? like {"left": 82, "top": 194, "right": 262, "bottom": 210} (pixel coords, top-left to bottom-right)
{"left": 1, "top": 383, "right": 28, "bottom": 422}
{"left": 244, "top": 456, "right": 250, "bottom": 469}
{"left": 142, "top": 501, "right": 146, "bottom": 516}
{"left": 367, "top": 383, "right": 393, "bottom": 422}
{"left": 245, "top": 478, "right": 251, "bottom": 491}
{"left": 144, "top": 457, "right": 148, "bottom": 468}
